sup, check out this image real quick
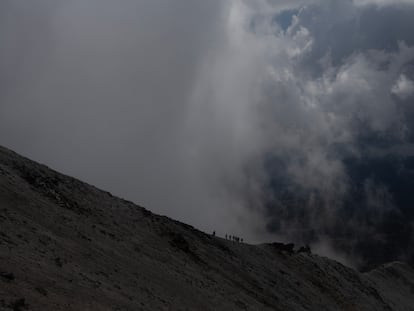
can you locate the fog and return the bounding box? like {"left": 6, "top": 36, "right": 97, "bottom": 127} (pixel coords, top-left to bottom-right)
{"left": 1, "top": 0, "right": 414, "bottom": 267}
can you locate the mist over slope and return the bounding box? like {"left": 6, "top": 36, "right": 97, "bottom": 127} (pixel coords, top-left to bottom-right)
{"left": 1, "top": 0, "right": 414, "bottom": 270}
{"left": 1, "top": 145, "right": 414, "bottom": 310}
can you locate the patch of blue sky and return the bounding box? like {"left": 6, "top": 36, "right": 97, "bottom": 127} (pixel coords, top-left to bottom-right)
{"left": 273, "top": 9, "right": 299, "bottom": 31}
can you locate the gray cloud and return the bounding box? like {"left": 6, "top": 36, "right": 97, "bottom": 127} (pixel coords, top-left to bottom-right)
{"left": 353, "top": 0, "right": 414, "bottom": 7}
{"left": 1, "top": 0, "right": 414, "bottom": 264}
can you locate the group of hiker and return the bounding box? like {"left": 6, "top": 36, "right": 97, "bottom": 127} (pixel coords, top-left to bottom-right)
{"left": 212, "top": 232, "right": 311, "bottom": 253}
{"left": 211, "top": 231, "right": 244, "bottom": 243}
{"left": 225, "top": 234, "right": 243, "bottom": 243}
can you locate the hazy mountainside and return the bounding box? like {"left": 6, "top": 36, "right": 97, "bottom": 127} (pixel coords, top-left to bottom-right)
{"left": 1, "top": 146, "right": 414, "bottom": 311}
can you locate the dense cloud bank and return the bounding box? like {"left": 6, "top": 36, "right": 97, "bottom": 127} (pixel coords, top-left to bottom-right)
{"left": 1, "top": 0, "right": 414, "bottom": 268}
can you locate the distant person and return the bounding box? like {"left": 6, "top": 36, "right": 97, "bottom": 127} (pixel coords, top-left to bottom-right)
{"left": 225, "top": 234, "right": 228, "bottom": 240}
{"left": 212, "top": 231, "right": 216, "bottom": 237}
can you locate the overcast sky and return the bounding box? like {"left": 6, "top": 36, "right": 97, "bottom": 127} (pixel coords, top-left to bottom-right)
{"left": 1, "top": 0, "right": 414, "bottom": 260}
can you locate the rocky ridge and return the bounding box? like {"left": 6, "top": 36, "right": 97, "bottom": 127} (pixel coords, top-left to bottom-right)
{"left": 1, "top": 145, "right": 414, "bottom": 310}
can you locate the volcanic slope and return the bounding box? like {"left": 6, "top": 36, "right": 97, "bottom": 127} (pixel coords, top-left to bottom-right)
{"left": 0, "top": 145, "right": 414, "bottom": 310}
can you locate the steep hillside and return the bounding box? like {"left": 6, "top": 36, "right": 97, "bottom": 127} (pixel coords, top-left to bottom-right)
{"left": 0, "top": 145, "right": 413, "bottom": 310}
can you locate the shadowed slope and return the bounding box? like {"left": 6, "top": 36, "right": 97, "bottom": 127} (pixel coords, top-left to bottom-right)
{"left": 0, "top": 145, "right": 413, "bottom": 310}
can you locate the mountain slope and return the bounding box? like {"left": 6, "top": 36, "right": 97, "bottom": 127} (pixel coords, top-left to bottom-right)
{"left": 0, "top": 145, "right": 413, "bottom": 310}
